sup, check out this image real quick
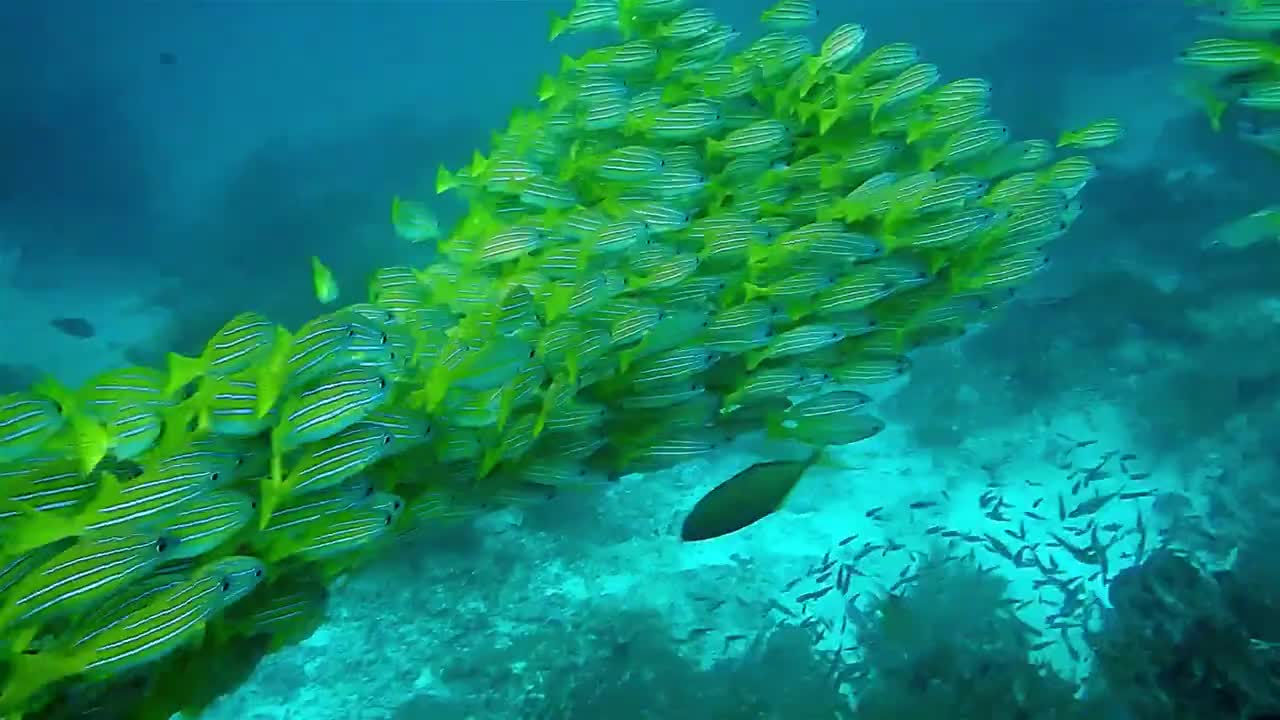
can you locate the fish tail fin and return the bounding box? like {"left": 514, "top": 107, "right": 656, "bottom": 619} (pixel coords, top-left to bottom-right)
{"left": 390, "top": 194, "right": 403, "bottom": 225}
{"left": 654, "top": 51, "right": 678, "bottom": 80}
{"left": 158, "top": 394, "right": 201, "bottom": 452}
{"left": 764, "top": 413, "right": 789, "bottom": 440}
{"left": 258, "top": 471, "right": 280, "bottom": 531}
{"left": 537, "top": 73, "right": 558, "bottom": 102}
{"left": 818, "top": 165, "right": 842, "bottom": 190}
{"left": 905, "top": 120, "right": 930, "bottom": 144}
{"left": 164, "top": 352, "right": 206, "bottom": 396}
{"left": 616, "top": 347, "right": 638, "bottom": 374}
{"left": 435, "top": 165, "right": 457, "bottom": 195}
{"left": 559, "top": 54, "right": 577, "bottom": 77}
{"left": 818, "top": 108, "right": 841, "bottom": 135}
{"left": 70, "top": 416, "right": 110, "bottom": 477}
{"left": 255, "top": 329, "right": 292, "bottom": 419}
{"left": 479, "top": 448, "right": 502, "bottom": 479}
{"left": 743, "top": 350, "right": 764, "bottom": 371}
{"left": 548, "top": 13, "right": 568, "bottom": 42}
{"left": 0, "top": 647, "right": 88, "bottom": 715}
{"left": 0, "top": 499, "right": 84, "bottom": 561}
{"left": 31, "top": 376, "right": 76, "bottom": 416}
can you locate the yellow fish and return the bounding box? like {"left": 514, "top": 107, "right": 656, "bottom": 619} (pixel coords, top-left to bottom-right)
{"left": 311, "top": 256, "right": 339, "bottom": 305}
{"left": 390, "top": 195, "right": 441, "bottom": 243}
{"left": 1056, "top": 118, "right": 1124, "bottom": 149}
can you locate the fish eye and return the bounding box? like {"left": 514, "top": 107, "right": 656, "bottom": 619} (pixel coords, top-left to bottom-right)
{"left": 250, "top": 500, "right": 259, "bottom": 509}
{"left": 379, "top": 333, "right": 389, "bottom": 345}
{"left": 393, "top": 500, "right": 403, "bottom": 511}
{"left": 830, "top": 331, "right": 841, "bottom": 338}
{"left": 156, "top": 538, "right": 170, "bottom": 553}
{"left": 383, "top": 434, "right": 394, "bottom": 445}
{"left": 383, "top": 514, "right": 394, "bottom": 526}
{"left": 51, "top": 401, "right": 64, "bottom": 414}
{"left": 378, "top": 378, "right": 388, "bottom": 389}
{"left": 254, "top": 568, "right": 263, "bottom": 578}
{"left": 221, "top": 580, "right": 231, "bottom": 592}
{"left": 210, "top": 472, "right": 221, "bottom": 483}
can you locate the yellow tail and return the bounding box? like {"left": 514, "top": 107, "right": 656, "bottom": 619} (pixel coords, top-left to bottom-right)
{"left": 164, "top": 352, "right": 206, "bottom": 396}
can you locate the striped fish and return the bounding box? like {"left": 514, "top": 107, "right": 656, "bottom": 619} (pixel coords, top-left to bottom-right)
{"left": 143, "top": 437, "right": 245, "bottom": 481}
{"left": 746, "top": 324, "right": 846, "bottom": 370}
{"left": 781, "top": 391, "right": 873, "bottom": 423}
{"left": 78, "top": 367, "right": 173, "bottom": 419}
{"left": 595, "top": 146, "right": 665, "bottom": 182}
{"left": 549, "top": 0, "right": 619, "bottom": 41}
{"left": 273, "top": 367, "right": 391, "bottom": 455}
{"left": 925, "top": 120, "right": 1010, "bottom": 169}
{"left": 222, "top": 578, "right": 327, "bottom": 647}
{"left": 579, "top": 95, "right": 629, "bottom": 132}
{"left": 1177, "top": 37, "right": 1280, "bottom": 72}
{"left": 165, "top": 312, "right": 282, "bottom": 394}
{"left": 471, "top": 226, "right": 548, "bottom": 266}
{"left": 188, "top": 373, "right": 277, "bottom": 438}
{"left": 0, "top": 392, "right": 66, "bottom": 464}
{"left": 811, "top": 23, "right": 866, "bottom": 74}
{"left": 1039, "top": 156, "right": 1097, "bottom": 199}
{"left": 1057, "top": 118, "right": 1125, "bottom": 149}
{"left": 278, "top": 310, "right": 393, "bottom": 397}
{"left": 0, "top": 533, "right": 176, "bottom": 632}
{"left": 161, "top": 490, "right": 254, "bottom": 560}
{"left": 258, "top": 478, "right": 375, "bottom": 533}
{"left": 81, "top": 457, "right": 230, "bottom": 536}
{"left": 614, "top": 430, "right": 727, "bottom": 474}
{"left": 640, "top": 100, "right": 723, "bottom": 141}
{"left": 761, "top": 0, "right": 818, "bottom": 30}
{"left": 72, "top": 556, "right": 265, "bottom": 679}
{"left": 827, "top": 355, "right": 911, "bottom": 385}
{"left": 266, "top": 493, "right": 403, "bottom": 563}
{"left": 872, "top": 63, "right": 941, "bottom": 121}
{"left": 0, "top": 537, "right": 76, "bottom": 596}
{"left": 519, "top": 175, "right": 578, "bottom": 209}
{"left": 629, "top": 347, "right": 719, "bottom": 386}
{"left": 96, "top": 403, "right": 164, "bottom": 461}
{"left": 893, "top": 208, "right": 1001, "bottom": 250}
{"left": 707, "top": 119, "right": 789, "bottom": 158}
{"left": 278, "top": 429, "right": 387, "bottom": 502}
{"left": 367, "top": 266, "right": 420, "bottom": 302}
{"left": 0, "top": 455, "right": 96, "bottom": 520}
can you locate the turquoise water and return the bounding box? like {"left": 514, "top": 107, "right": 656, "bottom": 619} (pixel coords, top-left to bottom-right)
{"left": 1, "top": 1, "right": 1278, "bottom": 718}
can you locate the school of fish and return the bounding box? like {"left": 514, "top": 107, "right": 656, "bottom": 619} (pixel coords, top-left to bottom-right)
{"left": 0, "top": 0, "right": 1111, "bottom": 716}
{"left": 1183, "top": 0, "right": 1280, "bottom": 247}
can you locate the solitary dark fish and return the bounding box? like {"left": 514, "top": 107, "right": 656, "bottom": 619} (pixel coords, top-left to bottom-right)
{"left": 50, "top": 317, "right": 95, "bottom": 339}
{"left": 680, "top": 452, "right": 821, "bottom": 541}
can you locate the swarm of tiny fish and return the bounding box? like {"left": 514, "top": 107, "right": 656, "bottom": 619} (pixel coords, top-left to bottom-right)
{"left": 0, "top": 0, "right": 1108, "bottom": 716}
